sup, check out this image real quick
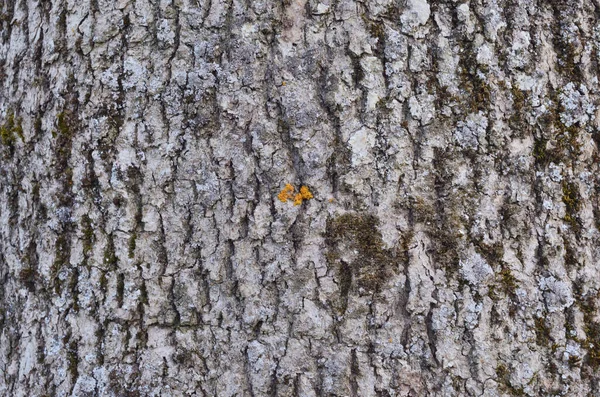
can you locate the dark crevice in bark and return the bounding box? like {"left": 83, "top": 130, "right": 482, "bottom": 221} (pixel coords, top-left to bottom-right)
{"left": 349, "top": 348, "right": 360, "bottom": 397}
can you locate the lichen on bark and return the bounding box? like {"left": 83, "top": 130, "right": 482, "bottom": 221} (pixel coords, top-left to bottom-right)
{"left": 3, "top": 0, "right": 600, "bottom": 395}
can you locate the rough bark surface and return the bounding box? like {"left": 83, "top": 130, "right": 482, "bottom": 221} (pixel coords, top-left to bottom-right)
{"left": 2, "top": 0, "right": 600, "bottom": 395}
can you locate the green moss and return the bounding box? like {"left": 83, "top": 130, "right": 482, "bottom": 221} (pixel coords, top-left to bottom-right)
{"left": 53, "top": 110, "right": 76, "bottom": 208}
{"left": 475, "top": 241, "right": 504, "bottom": 267}
{"left": 568, "top": 355, "right": 582, "bottom": 368}
{"left": 53, "top": 112, "right": 74, "bottom": 168}
{"left": 54, "top": 112, "right": 72, "bottom": 138}
{"left": 174, "top": 348, "right": 195, "bottom": 365}
{"left": 564, "top": 242, "right": 578, "bottom": 268}
{"left": 34, "top": 116, "right": 42, "bottom": 135}
{"left": 576, "top": 292, "right": 600, "bottom": 369}
{"left": 67, "top": 340, "right": 78, "bottom": 379}
{"left": 532, "top": 88, "right": 584, "bottom": 168}
{"left": 0, "top": 111, "right": 24, "bottom": 152}
{"left": 534, "top": 315, "right": 551, "bottom": 347}
{"left": 565, "top": 318, "right": 576, "bottom": 341}
{"left": 431, "top": 228, "right": 461, "bottom": 277}
{"left": 511, "top": 86, "right": 526, "bottom": 112}
{"left": 81, "top": 214, "right": 94, "bottom": 257}
{"left": 584, "top": 322, "right": 600, "bottom": 368}
{"left": 497, "top": 268, "right": 518, "bottom": 295}
{"left": 412, "top": 196, "right": 436, "bottom": 224}
{"left": 550, "top": 4, "right": 583, "bottom": 82}
{"left": 365, "top": 19, "right": 385, "bottom": 55}
{"left": 103, "top": 234, "right": 118, "bottom": 269}
{"left": 128, "top": 231, "right": 137, "bottom": 259}
{"left": 544, "top": 89, "right": 583, "bottom": 163}
{"left": 325, "top": 213, "right": 398, "bottom": 312}
{"left": 496, "top": 363, "right": 509, "bottom": 379}
{"left": 555, "top": 124, "right": 581, "bottom": 159}
{"left": 488, "top": 285, "right": 500, "bottom": 302}
{"left": 562, "top": 181, "right": 580, "bottom": 230}
{"left": 19, "top": 268, "right": 35, "bottom": 280}
{"left": 18, "top": 268, "right": 36, "bottom": 291}
{"left": 13, "top": 117, "right": 23, "bottom": 141}
{"left": 52, "top": 234, "right": 70, "bottom": 294}
{"left": 508, "top": 86, "right": 530, "bottom": 135}
{"left": 99, "top": 271, "right": 108, "bottom": 294}
{"left": 139, "top": 280, "right": 148, "bottom": 305}
{"left": 496, "top": 364, "right": 526, "bottom": 396}
{"left": 458, "top": 45, "right": 491, "bottom": 113}
{"left": 532, "top": 137, "right": 549, "bottom": 164}
{"left": 0, "top": 112, "right": 14, "bottom": 147}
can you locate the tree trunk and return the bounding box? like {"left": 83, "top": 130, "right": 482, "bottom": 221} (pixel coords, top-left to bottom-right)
{"left": 2, "top": 0, "right": 600, "bottom": 395}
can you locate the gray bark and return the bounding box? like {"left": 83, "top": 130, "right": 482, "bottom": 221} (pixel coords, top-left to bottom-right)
{"left": 2, "top": 0, "right": 600, "bottom": 395}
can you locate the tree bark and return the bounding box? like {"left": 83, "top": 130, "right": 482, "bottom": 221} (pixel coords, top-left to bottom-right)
{"left": 2, "top": 0, "right": 600, "bottom": 395}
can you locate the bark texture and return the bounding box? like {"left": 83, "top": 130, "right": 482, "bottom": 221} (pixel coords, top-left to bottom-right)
{"left": 2, "top": 0, "right": 600, "bottom": 395}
